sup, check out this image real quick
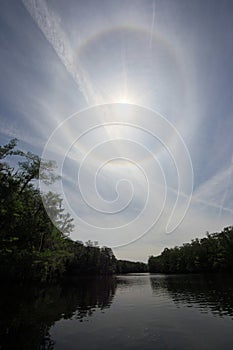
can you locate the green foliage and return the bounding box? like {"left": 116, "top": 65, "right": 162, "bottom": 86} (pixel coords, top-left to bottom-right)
{"left": 148, "top": 226, "right": 233, "bottom": 274}
{"left": 0, "top": 139, "right": 117, "bottom": 282}
{"left": 65, "top": 241, "right": 117, "bottom": 276}
{"left": 116, "top": 260, "right": 148, "bottom": 273}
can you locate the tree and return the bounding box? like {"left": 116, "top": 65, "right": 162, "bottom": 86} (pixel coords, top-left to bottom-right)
{"left": 148, "top": 227, "right": 233, "bottom": 274}
{"left": 0, "top": 139, "right": 74, "bottom": 282}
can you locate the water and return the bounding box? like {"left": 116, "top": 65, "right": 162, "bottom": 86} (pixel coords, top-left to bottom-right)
{"left": 1, "top": 273, "right": 233, "bottom": 349}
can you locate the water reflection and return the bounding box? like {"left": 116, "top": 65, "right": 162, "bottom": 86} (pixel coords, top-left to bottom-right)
{"left": 150, "top": 273, "right": 233, "bottom": 318}
{"left": 116, "top": 273, "right": 150, "bottom": 289}
{"left": 0, "top": 277, "right": 116, "bottom": 350}
{"left": 1, "top": 274, "right": 233, "bottom": 350}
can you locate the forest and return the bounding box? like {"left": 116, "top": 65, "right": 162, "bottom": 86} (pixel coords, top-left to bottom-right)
{"left": 0, "top": 139, "right": 118, "bottom": 282}
{"left": 1, "top": 139, "right": 232, "bottom": 282}
{"left": 148, "top": 226, "right": 233, "bottom": 274}
{"left": 116, "top": 260, "right": 148, "bottom": 273}
{"left": 0, "top": 139, "right": 147, "bottom": 282}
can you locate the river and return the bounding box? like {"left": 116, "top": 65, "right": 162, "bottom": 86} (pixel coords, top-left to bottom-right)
{"left": 1, "top": 273, "right": 233, "bottom": 349}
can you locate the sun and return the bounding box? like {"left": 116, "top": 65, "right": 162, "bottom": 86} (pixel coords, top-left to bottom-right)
{"left": 107, "top": 89, "right": 139, "bottom": 105}
{"left": 115, "top": 97, "right": 134, "bottom": 104}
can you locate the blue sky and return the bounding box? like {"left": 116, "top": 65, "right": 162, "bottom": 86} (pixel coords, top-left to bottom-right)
{"left": 0, "top": 0, "right": 232, "bottom": 261}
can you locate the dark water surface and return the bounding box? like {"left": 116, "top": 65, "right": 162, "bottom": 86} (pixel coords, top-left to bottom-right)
{"left": 1, "top": 273, "right": 233, "bottom": 349}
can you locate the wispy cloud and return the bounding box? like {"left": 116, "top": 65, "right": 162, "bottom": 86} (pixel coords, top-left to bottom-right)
{"left": 0, "top": 114, "right": 44, "bottom": 147}
{"left": 22, "top": 0, "right": 102, "bottom": 105}
{"left": 193, "top": 164, "right": 233, "bottom": 214}
{"left": 149, "top": 0, "right": 156, "bottom": 49}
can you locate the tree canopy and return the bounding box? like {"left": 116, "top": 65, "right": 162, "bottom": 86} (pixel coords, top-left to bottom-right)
{"left": 148, "top": 226, "right": 233, "bottom": 274}
{"left": 0, "top": 139, "right": 116, "bottom": 282}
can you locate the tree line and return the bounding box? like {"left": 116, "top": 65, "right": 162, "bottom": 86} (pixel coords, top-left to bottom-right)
{"left": 3, "top": 139, "right": 232, "bottom": 281}
{"left": 148, "top": 226, "right": 233, "bottom": 274}
{"left": 0, "top": 139, "right": 148, "bottom": 282}
{"left": 0, "top": 139, "right": 118, "bottom": 282}
{"left": 116, "top": 260, "right": 148, "bottom": 273}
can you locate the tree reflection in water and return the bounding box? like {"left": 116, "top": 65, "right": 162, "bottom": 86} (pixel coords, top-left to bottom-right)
{"left": 0, "top": 277, "right": 117, "bottom": 350}
{"left": 150, "top": 273, "right": 233, "bottom": 319}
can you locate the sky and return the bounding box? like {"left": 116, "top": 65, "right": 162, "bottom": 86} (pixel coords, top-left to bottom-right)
{"left": 0, "top": 0, "right": 232, "bottom": 261}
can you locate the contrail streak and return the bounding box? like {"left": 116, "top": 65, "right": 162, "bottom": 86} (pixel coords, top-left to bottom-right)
{"left": 218, "top": 155, "right": 233, "bottom": 219}
{"left": 193, "top": 164, "right": 233, "bottom": 215}
{"left": 149, "top": 1, "right": 156, "bottom": 49}
{"left": 22, "top": 0, "right": 102, "bottom": 105}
